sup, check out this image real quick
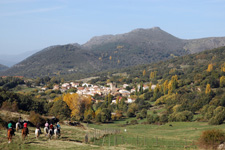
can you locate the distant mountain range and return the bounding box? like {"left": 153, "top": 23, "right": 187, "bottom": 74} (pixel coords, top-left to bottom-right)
{"left": 0, "top": 64, "right": 8, "bottom": 72}
{"left": 1, "top": 27, "right": 225, "bottom": 78}
{"left": 0, "top": 50, "right": 39, "bottom": 67}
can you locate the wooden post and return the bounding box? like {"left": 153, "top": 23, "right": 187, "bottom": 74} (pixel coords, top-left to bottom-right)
{"left": 102, "top": 136, "right": 105, "bottom": 146}
{"left": 85, "top": 134, "right": 88, "bottom": 144}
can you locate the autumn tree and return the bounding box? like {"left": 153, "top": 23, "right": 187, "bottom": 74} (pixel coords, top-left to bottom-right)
{"left": 220, "top": 76, "right": 225, "bottom": 88}
{"left": 205, "top": 84, "right": 211, "bottom": 94}
{"left": 149, "top": 82, "right": 152, "bottom": 92}
{"left": 150, "top": 71, "right": 157, "bottom": 79}
{"left": 168, "top": 75, "right": 178, "bottom": 94}
{"left": 63, "top": 93, "right": 92, "bottom": 120}
{"left": 221, "top": 63, "right": 225, "bottom": 72}
{"left": 207, "top": 63, "right": 213, "bottom": 72}
{"left": 143, "top": 69, "right": 146, "bottom": 77}
{"left": 163, "top": 80, "right": 168, "bottom": 95}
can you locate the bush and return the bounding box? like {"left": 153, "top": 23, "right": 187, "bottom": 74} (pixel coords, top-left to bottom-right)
{"left": 168, "top": 111, "right": 193, "bottom": 122}
{"left": 141, "top": 108, "right": 147, "bottom": 118}
{"left": 160, "top": 114, "right": 168, "bottom": 123}
{"left": 136, "top": 114, "right": 143, "bottom": 120}
{"left": 198, "top": 129, "right": 225, "bottom": 149}
{"left": 147, "top": 115, "right": 154, "bottom": 124}
{"left": 130, "top": 119, "right": 138, "bottom": 125}
{"left": 29, "top": 111, "right": 46, "bottom": 126}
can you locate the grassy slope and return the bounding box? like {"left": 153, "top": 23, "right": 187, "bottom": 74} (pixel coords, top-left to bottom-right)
{"left": 1, "top": 118, "right": 225, "bottom": 150}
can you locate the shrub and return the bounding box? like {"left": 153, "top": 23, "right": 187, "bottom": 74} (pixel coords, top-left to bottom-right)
{"left": 136, "top": 114, "right": 143, "bottom": 120}
{"left": 160, "top": 114, "right": 168, "bottom": 123}
{"left": 198, "top": 129, "right": 225, "bottom": 149}
{"left": 141, "top": 108, "right": 147, "bottom": 118}
{"left": 168, "top": 111, "right": 193, "bottom": 122}
{"left": 130, "top": 119, "right": 138, "bottom": 125}
{"left": 147, "top": 115, "right": 154, "bottom": 124}
{"left": 95, "top": 113, "right": 101, "bottom": 122}
{"left": 29, "top": 111, "right": 45, "bottom": 126}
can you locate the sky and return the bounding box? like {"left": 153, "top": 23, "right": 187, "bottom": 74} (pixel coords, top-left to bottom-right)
{"left": 0, "top": 0, "right": 225, "bottom": 55}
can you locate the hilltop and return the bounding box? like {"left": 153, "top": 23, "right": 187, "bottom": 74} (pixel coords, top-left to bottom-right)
{"left": 1, "top": 27, "right": 225, "bottom": 78}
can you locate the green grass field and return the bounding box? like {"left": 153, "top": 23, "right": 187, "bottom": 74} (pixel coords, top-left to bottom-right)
{"left": 1, "top": 119, "right": 224, "bottom": 150}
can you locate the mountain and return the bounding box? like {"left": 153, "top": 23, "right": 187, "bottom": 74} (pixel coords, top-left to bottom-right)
{"left": 1, "top": 27, "right": 225, "bottom": 78}
{"left": 0, "top": 64, "right": 8, "bottom": 72}
{"left": 0, "top": 50, "right": 39, "bottom": 67}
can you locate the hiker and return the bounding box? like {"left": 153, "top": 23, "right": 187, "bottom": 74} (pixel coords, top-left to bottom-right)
{"left": 56, "top": 122, "right": 61, "bottom": 134}
{"left": 23, "top": 121, "right": 29, "bottom": 134}
{"left": 7, "top": 121, "right": 15, "bottom": 143}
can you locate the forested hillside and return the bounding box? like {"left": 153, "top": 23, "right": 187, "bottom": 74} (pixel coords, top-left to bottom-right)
{"left": 2, "top": 27, "right": 225, "bottom": 78}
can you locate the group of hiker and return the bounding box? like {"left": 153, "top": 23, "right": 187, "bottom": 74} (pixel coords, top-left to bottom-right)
{"left": 7, "top": 117, "right": 61, "bottom": 140}
{"left": 44, "top": 121, "right": 61, "bottom": 135}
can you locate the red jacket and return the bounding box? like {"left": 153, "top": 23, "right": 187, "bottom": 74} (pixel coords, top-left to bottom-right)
{"left": 24, "top": 123, "right": 27, "bottom": 128}
{"left": 50, "top": 124, "right": 53, "bottom": 129}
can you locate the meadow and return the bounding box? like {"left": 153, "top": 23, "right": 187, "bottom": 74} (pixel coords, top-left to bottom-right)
{"left": 1, "top": 118, "right": 224, "bottom": 150}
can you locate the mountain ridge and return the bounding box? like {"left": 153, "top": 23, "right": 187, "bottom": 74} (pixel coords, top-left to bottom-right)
{"left": 1, "top": 27, "right": 225, "bottom": 78}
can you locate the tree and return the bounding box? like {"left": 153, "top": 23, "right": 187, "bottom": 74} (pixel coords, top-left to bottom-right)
{"left": 163, "top": 80, "right": 168, "bottom": 95}
{"left": 139, "top": 82, "right": 143, "bottom": 94}
{"left": 205, "top": 84, "right": 211, "bottom": 94}
{"left": 207, "top": 63, "right": 213, "bottom": 72}
{"left": 63, "top": 93, "right": 92, "bottom": 120}
{"left": 143, "top": 69, "right": 146, "bottom": 77}
{"left": 149, "top": 82, "right": 152, "bottom": 92}
{"left": 50, "top": 100, "right": 71, "bottom": 120}
{"left": 168, "top": 75, "right": 178, "bottom": 94}
{"left": 221, "top": 63, "right": 225, "bottom": 72}
{"left": 220, "top": 76, "right": 225, "bottom": 88}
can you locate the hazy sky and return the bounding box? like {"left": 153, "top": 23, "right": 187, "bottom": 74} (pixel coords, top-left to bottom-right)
{"left": 1, "top": 0, "right": 225, "bottom": 55}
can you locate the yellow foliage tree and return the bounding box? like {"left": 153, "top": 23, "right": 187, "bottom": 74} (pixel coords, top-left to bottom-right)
{"left": 207, "top": 63, "right": 213, "bottom": 72}
{"left": 205, "top": 84, "right": 211, "bottom": 94}
{"left": 220, "top": 76, "right": 225, "bottom": 88}
{"left": 109, "top": 56, "right": 112, "bottom": 60}
{"left": 63, "top": 93, "right": 92, "bottom": 119}
{"left": 168, "top": 75, "right": 178, "bottom": 94}
{"left": 149, "top": 82, "right": 152, "bottom": 92}
{"left": 163, "top": 80, "right": 168, "bottom": 95}
{"left": 117, "top": 59, "right": 120, "bottom": 64}
{"left": 221, "top": 63, "right": 225, "bottom": 72}
{"left": 143, "top": 69, "right": 146, "bottom": 77}
{"left": 150, "top": 71, "right": 157, "bottom": 79}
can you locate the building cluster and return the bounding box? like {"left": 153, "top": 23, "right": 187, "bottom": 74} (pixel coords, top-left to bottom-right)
{"left": 44, "top": 81, "right": 156, "bottom": 104}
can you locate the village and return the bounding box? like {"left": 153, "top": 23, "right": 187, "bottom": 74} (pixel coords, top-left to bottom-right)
{"left": 40, "top": 81, "right": 156, "bottom": 104}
